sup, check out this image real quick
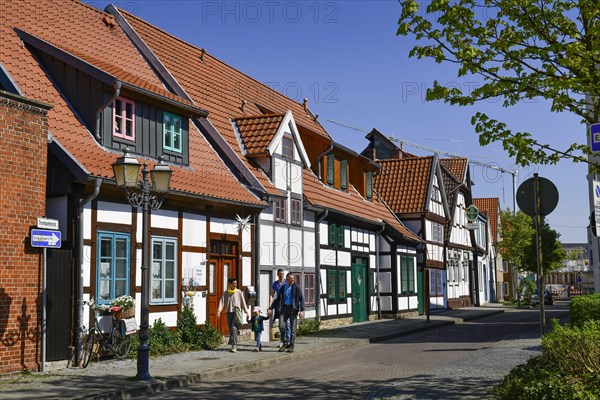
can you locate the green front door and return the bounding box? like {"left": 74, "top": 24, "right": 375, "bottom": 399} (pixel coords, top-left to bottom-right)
{"left": 352, "top": 261, "right": 367, "bottom": 322}
{"left": 417, "top": 269, "right": 424, "bottom": 315}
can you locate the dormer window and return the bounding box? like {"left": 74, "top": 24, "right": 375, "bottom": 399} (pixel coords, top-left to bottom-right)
{"left": 282, "top": 136, "right": 294, "bottom": 159}
{"left": 113, "top": 97, "right": 135, "bottom": 141}
{"left": 163, "top": 112, "right": 182, "bottom": 153}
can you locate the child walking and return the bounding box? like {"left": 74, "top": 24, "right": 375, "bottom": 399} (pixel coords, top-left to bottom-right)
{"left": 247, "top": 306, "right": 268, "bottom": 351}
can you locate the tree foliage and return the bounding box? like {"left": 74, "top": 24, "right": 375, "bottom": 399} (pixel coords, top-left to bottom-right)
{"left": 397, "top": 0, "right": 600, "bottom": 166}
{"left": 497, "top": 209, "right": 535, "bottom": 267}
{"left": 497, "top": 209, "right": 566, "bottom": 274}
{"left": 522, "top": 218, "right": 566, "bottom": 274}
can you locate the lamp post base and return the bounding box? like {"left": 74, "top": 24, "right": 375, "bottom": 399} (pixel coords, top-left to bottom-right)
{"left": 136, "top": 344, "right": 151, "bottom": 380}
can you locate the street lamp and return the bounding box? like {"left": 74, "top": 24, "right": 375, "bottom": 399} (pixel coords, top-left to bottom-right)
{"left": 112, "top": 148, "right": 172, "bottom": 380}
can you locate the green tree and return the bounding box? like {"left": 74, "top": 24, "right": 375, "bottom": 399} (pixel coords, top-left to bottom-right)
{"left": 522, "top": 218, "right": 566, "bottom": 274}
{"left": 397, "top": 0, "right": 600, "bottom": 166}
{"left": 496, "top": 209, "right": 535, "bottom": 268}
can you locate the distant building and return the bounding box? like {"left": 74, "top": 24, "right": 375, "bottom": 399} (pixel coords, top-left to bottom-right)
{"left": 545, "top": 243, "right": 594, "bottom": 297}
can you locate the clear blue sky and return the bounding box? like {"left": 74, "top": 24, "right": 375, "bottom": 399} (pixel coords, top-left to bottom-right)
{"left": 87, "top": 0, "right": 589, "bottom": 243}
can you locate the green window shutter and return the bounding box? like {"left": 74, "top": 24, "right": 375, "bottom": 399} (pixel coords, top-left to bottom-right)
{"left": 366, "top": 171, "right": 373, "bottom": 200}
{"left": 328, "top": 223, "right": 337, "bottom": 246}
{"left": 337, "top": 225, "right": 345, "bottom": 248}
{"left": 408, "top": 257, "right": 415, "bottom": 293}
{"left": 401, "top": 256, "right": 408, "bottom": 294}
{"left": 338, "top": 271, "right": 347, "bottom": 301}
{"left": 327, "top": 270, "right": 336, "bottom": 302}
{"left": 340, "top": 160, "right": 348, "bottom": 190}
{"left": 326, "top": 155, "right": 335, "bottom": 185}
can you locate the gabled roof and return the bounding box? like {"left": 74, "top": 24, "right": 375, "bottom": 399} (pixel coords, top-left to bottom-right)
{"left": 234, "top": 114, "right": 286, "bottom": 156}
{"left": 114, "top": 7, "right": 331, "bottom": 196}
{"left": 474, "top": 198, "right": 500, "bottom": 240}
{"left": 375, "top": 157, "right": 434, "bottom": 214}
{"left": 302, "top": 170, "right": 422, "bottom": 243}
{"left": 440, "top": 158, "right": 468, "bottom": 182}
{"left": 15, "top": 28, "right": 204, "bottom": 115}
{"left": 0, "top": 0, "right": 263, "bottom": 206}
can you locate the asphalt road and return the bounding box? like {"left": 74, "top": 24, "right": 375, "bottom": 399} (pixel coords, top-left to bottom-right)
{"left": 143, "top": 302, "right": 570, "bottom": 400}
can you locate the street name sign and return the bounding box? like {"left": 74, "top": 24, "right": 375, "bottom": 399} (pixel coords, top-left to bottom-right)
{"left": 37, "top": 217, "right": 59, "bottom": 230}
{"left": 31, "top": 229, "right": 61, "bottom": 248}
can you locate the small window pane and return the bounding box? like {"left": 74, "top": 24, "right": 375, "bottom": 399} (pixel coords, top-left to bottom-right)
{"left": 125, "top": 102, "right": 133, "bottom": 119}
{"left": 115, "top": 280, "right": 126, "bottom": 297}
{"left": 165, "top": 280, "right": 174, "bottom": 298}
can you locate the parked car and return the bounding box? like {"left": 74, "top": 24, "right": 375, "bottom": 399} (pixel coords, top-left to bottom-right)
{"left": 531, "top": 289, "right": 554, "bottom": 305}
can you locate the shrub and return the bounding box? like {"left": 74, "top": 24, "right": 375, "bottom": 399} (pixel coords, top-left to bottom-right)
{"left": 177, "top": 302, "right": 200, "bottom": 350}
{"left": 495, "top": 355, "right": 599, "bottom": 400}
{"left": 197, "top": 322, "right": 223, "bottom": 350}
{"left": 148, "top": 318, "right": 187, "bottom": 357}
{"left": 570, "top": 294, "right": 600, "bottom": 327}
{"left": 496, "top": 320, "right": 600, "bottom": 399}
{"left": 542, "top": 319, "right": 600, "bottom": 375}
{"left": 297, "top": 318, "right": 320, "bottom": 337}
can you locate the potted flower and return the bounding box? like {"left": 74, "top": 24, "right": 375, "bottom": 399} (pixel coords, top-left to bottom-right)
{"left": 110, "top": 295, "right": 135, "bottom": 320}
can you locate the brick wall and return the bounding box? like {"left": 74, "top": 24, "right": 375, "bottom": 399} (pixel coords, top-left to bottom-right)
{"left": 0, "top": 91, "right": 52, "bottom": 374}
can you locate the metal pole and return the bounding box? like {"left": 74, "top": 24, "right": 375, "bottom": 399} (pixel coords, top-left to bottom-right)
{"left": 42, "top": 247, "right": 47, "bottom": 373}
{"left": 137, "top": 165, "right": 151, "bottom": 380}
{"left": 533, "top": 173, "right": 545, "bottom": 336}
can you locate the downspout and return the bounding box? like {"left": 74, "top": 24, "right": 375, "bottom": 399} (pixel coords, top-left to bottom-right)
{"left": 375, "top": 224, "right": 385, "bottom": 319}
{"left": 317, "top": 142, "right": 334, "bottom": 180}
{"left": 315, "top": 210, "right": 328, "bottom": 320}
{"left": 95, "top": 82, "right": 122, "bottom": 141}
{"left": 254, "top": 213, "right": 261, "bottom": 306}
{"left": 75, "top": 178, "right": 101, "bottom": 364}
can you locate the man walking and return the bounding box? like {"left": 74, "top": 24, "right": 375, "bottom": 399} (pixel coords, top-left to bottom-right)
{"left": 270, "top": 269, "right": 288, "bottom": 348}
{"left": 268, "top": 273, "right": 304, "bottom": 353}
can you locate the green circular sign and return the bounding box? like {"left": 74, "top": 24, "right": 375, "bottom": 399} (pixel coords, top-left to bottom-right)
{"left": 466, "top": 205, "right": 479, "bottom": 222}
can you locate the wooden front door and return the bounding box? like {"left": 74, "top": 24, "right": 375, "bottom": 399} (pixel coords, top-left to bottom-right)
{"left": 207, "top": 258, "right": 236, "bottom": 334}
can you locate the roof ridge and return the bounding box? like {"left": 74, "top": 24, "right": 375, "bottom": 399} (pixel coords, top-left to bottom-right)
{"left": 234, "top": 113, "right": 286, "bottom": 121}
{"left": 117, "top": 7, "right": 318, "bottom": 117}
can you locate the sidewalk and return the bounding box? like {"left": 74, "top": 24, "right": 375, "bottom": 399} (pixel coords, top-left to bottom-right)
{"left": 0, "top": 305, "right": 507, "bottom": 400}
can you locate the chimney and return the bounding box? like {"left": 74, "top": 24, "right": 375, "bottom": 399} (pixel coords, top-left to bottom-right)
{"left": 303, "top": 98, "right": 308, "bottom": 112}
{"left": 200, "top": 48, "right": 206, "bottom": 63}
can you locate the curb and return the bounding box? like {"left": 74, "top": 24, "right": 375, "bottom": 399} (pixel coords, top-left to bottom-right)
{"left": 86, "top": 310, "right": 507, "bottom": 399}
{"left": 85, "top": 338, "right": 368, "bottom": 400}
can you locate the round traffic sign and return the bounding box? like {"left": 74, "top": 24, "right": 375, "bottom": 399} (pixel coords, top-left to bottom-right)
{"left": 516, "top": 176, "right": 559, "bottom": 217}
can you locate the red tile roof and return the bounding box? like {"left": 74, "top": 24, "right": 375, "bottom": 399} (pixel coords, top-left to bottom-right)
{"left": 303, "top": 171, "right": 421, "bottom": 242}
{"left": 1, "top": 0, "right": 263, "bottom": 206}
{"left": 118, "top": 9, "right": 335, "bottom": 196}
{"left": 374, "top": 157, "right": 434, "bottom": 214}
{"left": 39, "top": 3, "right": 415, "bottom": 240}
{"left": 474, "top": 198, "right": 500, "bottom": 240}
{"left": 233, "top": 114, "right": 285, "bottom": 156}
{"left": 440, "top": 158, "right": 468, "bottom": 182}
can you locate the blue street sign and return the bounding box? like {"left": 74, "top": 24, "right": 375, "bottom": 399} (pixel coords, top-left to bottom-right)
{"left": 591, "top": 123, "right": 600, "bottom": 153}
{"left": 31, "top": 229, "right": 61, "bottom": 248}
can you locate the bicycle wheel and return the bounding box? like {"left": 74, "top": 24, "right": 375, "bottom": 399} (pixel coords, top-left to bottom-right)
{"left": 81, "top": 329, "right": 96, "bottom": 368}
{"left": 110, "top": 323, "right": 132, "bottom": 359}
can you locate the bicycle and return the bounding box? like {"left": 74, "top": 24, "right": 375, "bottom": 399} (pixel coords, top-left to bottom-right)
{"left": 81, "top": 302, "right": 133, "bottom": 368}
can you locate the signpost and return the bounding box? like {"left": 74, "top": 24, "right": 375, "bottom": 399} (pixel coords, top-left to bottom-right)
{"left": 31, "top": 219, "right": 61, "bottom": 373}
{"left": 516, "top": 174, "right": 559, "bottom": 337}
